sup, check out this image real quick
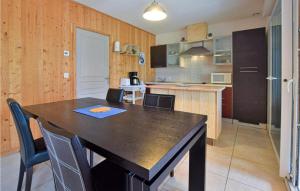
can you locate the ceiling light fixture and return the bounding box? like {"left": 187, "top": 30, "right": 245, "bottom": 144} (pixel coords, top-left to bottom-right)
{"left": 143, "top": 0, "right": 167, "bottom": 21}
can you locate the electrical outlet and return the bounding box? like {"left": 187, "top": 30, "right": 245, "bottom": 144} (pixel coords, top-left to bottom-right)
{"left": 64, "top": 50, "right": 70, "bottom": 57}
{"left": 63, "top": 72, "right": 69, "bottom": 79}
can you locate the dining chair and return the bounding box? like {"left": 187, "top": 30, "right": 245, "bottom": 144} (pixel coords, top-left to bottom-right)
{"left": 87, "top": 88, "right": 125, "bottom": 167}
{"left": 106, "top": 88, "right": 124, "bottom": 103}
{"left": 143, "top": 93, "right": 175, "bottom": 111}
{"left": 37, "top": 117, "right": 128, "bottom": 191}
{"left": 6, "top": 98, "right": 49, "bottom": 191}
{"left": 143, "top": 93, "right": 176, "bottom": 177}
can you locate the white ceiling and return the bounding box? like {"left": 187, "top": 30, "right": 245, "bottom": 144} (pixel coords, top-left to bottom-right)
{"left": 74, "top": 0, "right": 265, "bottom": 34}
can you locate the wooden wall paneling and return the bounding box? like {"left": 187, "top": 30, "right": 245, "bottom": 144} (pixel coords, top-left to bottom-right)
{"left": 22, "top": 0, "right": 42, "bottom": 138}
{"left": 109, "top": 19, "right": 121, "bottom": 88}
{"left": 7, "top": 0, "right": 22, "bottom": 151}
{"left": 62, "top": 0, "right": 73, "bottom": 100}
{"left": 1, "top": 0, "right": 155, "bottom": 155}
{"left": 1, "top": 0, "right": 12, "bottom": 154}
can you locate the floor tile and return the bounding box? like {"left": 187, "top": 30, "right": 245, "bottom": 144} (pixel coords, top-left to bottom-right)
{"left": 32, "top": 179, "right": 55, "bottom": 191}
{"left": 160, "top": 171, "right": 227, "bottom": 191}
{"left": 205, "top": 172, "right": 227, "bottom": 191}
{"left": 206, "top": 149, "right": 231, "bottom": 177}
{"left": 233, "top": 144, "right": 278, "bottom": 168}
{"left": 228, "top": 157, "right": 285, "bottom": 191}
{"left": 237, "top": 126, "right": 268, "bottom": 140}
{"left": 225, "top": 179, "right": 263, "bottom": 191}
{"left": 0, "top": 121, "right": 287, "bottom": 191}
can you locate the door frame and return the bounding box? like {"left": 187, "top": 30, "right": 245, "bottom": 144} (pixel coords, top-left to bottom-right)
{"left": 291, "top": 0, "right": 299, "bottom": 186}
{"left": 280, "top": 0, "right": 294, "bottom": 177}
{"left": 267, "top": 0, "right": 281, "bottom": 161}
{"left": 72, "top": 25, "right": 112, "bottom": 98}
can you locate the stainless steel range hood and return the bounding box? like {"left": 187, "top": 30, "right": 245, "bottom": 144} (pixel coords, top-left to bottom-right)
{"left": 180, "top": 22, "right": 212, "bottom": 56}
{"left": 180, "top": 46, "right": 211, "bottom": 56}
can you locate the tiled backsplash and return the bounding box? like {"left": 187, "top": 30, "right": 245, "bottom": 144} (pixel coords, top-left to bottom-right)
{"left": 155, "top": 56, "right": 232, "bottom": 83}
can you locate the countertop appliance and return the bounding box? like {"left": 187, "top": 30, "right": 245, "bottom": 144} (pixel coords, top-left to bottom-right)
{"left": 129, "top": 72, "right": 140, "bottom": 85}
{"left": 120, "top": 78, "right": 131, "bottom": 86}
{"left": 211, "top": 73, "right": 232, "bottom": 84}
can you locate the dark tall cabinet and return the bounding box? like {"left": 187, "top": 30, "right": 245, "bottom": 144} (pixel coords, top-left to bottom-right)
{"left": 233, "top": 28, "right": 267, "bottom": 124}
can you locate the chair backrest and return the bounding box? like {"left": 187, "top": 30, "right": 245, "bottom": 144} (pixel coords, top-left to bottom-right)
{"left": 106, "top": 88, "right": 124, "bottom": 103}
{"left": 37, "top": 118, "right": 93, "bottom": 191}
{"left": 7, "top": 98, "right": 36, "bottom": 165}
{"left": 143, "top": 94, "right": 175, "bottom": 111}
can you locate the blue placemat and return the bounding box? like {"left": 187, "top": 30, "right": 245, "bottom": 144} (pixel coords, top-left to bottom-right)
{"left": 74, "top": 105, "right": 126, "bottom": 119}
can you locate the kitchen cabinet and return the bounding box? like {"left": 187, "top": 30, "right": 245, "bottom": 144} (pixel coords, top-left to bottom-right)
{"left": 213, "top": 36, "right": 232, "bottom": 65}
{"left": 222, "top": 87, "right": 233, "bottom": 118}
{"left": 167, "top": 43, "right": 180, "bottom": 66}
{"left": 233, "top": 28, "right": 267, "bottom": 124}
{"left": 151, "top": 45, "right": 167, "bottom": 68}
{"left": 151, "top": 43, "right": 182, "bottom": 68}
{"left": 148, "top": 85, "right": 224, "bottom": 140}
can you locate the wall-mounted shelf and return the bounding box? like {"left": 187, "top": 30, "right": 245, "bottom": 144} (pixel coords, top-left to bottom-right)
{"left": 180, "top": 38, "right": 213, "bottom": 45}
{"left": 119, "top": 52, "right": 140, "bottom": 56}
{"left": 115, "top": 44, "right": 140, "bottom": 56}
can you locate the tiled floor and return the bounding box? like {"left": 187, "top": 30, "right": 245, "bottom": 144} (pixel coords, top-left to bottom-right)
{"left": 0, "top": 121, "right": 287, "bottom": 191}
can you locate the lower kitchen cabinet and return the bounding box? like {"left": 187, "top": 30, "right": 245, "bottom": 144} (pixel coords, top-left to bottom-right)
{"left": 150, "top": 87, "right": 223, "bottom": 140}
{"left": 222, "top": 87, "right": 233, "bottom": 118}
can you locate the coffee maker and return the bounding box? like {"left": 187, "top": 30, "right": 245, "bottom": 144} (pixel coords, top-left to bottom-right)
{"left": 129, "top": 72, "right": 140, "bottom": 85}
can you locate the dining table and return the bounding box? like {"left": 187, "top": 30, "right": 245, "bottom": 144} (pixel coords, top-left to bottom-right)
{"left": 23, "top": 97, "right": 207, "bottom": 191}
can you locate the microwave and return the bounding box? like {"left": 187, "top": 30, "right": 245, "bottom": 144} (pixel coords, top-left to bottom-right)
{"left": 211, "top": 73, "right": 232, "bottom": 84}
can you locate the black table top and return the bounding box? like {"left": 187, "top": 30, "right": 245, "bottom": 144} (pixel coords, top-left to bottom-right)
{"left": 24, "top": 98, "right": 207, "bottom": 180}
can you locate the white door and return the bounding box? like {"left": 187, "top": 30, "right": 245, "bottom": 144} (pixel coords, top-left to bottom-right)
{"left": 76, "top": 28, "right": 109, "bottom": 99}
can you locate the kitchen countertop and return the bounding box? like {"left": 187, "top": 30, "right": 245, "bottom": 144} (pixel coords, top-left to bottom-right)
{"left": 146, "top": 81, "right": 232, "bottom": 88}
{"left": 146, "top": 84, "right": 226, "bottom": 92}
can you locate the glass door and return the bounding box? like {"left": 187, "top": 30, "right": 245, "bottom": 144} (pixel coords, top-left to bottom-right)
{"left": 268, "top": 0, "right": 282, "bottom": 158}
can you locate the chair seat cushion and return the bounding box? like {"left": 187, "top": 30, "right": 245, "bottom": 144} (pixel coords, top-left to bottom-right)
{"left": 91, "top": 160, "right": 128, "bottom": 191}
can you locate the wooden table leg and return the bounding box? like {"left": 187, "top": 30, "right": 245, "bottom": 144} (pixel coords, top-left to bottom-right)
{"left": 189, "top": 125, "right": 206, "bottom": 191}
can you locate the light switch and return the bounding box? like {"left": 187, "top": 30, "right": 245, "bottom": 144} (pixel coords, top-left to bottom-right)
{"left": 63, "top": 72, "right": 69, "bottom": 79}
{"left": 64, "top": 50, "right": 70, "bottom": 57}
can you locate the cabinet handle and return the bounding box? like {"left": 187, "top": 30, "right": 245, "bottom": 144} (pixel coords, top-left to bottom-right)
{"left": 239, "top": 71, "right": 258, "bottom": 73}
{"left": 240, "top": 66, "right": 258, "bottom": 69}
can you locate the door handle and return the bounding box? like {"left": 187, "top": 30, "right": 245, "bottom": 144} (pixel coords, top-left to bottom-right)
{"left": 266, "top": 76, "right": 278, "bottom": 80}
{"left": 283, "top": 78, "right": 294, "bottom": 92}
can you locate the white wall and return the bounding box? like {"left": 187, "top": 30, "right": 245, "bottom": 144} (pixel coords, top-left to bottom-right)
{"left": 154, "top": 16, "right": 267, "bottom": 83}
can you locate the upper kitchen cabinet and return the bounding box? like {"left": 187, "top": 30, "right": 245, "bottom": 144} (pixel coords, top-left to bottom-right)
{"left": 213, "top": 35, "right": 232, "bottom": 65}
{"left": 151, "top": 43, "right": 182, "bottom": 68}
{"left": 167, "top": 43, "right": 181, "bottom": 66}
{"left": 151, "top": 45, "right": 167, "bottom": 68}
